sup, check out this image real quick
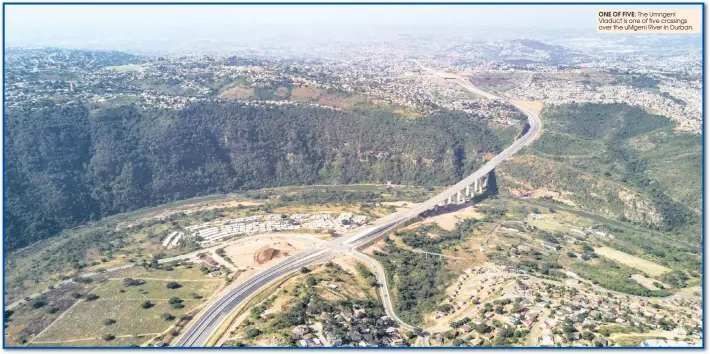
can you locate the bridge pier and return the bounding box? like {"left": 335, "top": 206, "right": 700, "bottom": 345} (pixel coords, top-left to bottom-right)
{"left": 421, "top": 175, "right": 490, "bottom": 217}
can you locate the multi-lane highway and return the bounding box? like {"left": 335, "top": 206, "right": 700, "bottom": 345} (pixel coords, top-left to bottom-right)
{"left": 175, "top": 249, "right": 332, "bottom": 346}
{"left": 174, "top": 66, "right": 541, "bottom": 347}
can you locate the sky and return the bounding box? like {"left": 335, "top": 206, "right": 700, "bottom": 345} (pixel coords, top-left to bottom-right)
{"left": 5, "top": 3, "right": 702, "bottom": 53}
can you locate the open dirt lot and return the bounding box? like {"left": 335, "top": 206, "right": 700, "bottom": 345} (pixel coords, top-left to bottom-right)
{"left": 222, "top": 238, "right": 314, "bottom": 269}
{"left": 406, "top": 205, "right": 484, "bottom": 231}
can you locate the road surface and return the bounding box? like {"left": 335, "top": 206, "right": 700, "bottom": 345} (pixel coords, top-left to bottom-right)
{"left": 175, "top": 249, "right": 332, "bottom": 346}
{"left": 174, "top": 66, "right": 541, "bottom": 347}
{"left": 350, "top": 251, "right": 417, "bottom": 332}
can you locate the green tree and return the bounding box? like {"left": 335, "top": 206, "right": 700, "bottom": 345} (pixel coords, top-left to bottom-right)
{"left": 166, "top": 281, "right": 182, "bottom": 289}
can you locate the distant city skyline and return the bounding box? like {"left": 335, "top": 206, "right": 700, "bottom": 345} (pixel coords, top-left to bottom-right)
{"left": 5, "top": 3, "right": 700, "bottom": 53}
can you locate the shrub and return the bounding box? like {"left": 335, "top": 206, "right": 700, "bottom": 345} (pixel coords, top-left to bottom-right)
{"left": 72, "top": 276, "right": 93, "bottom": 284}
{"left": 123, "top": 278, "right": 144, "bottom": 287}
{"left": 246, "top": 328, "right": 261, "bottom": 339}
{"left": 31, "top": 299, "right": 46, "bottom": 309}
{"left": 306, "top": 277, "right": 318, "bottom": 287}
{"left": 166, "top": 281, "right": 182, "bottom": 289}
{"left": 169, "top": 297, "right": 185, "bottom": 309}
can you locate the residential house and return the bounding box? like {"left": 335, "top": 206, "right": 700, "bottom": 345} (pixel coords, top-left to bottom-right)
{"left": 292, "top": 326, "right": 308, "bottom": 338}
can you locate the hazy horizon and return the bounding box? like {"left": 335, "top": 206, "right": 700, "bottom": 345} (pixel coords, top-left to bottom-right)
{"left": 5, "top": 3, "right": 702, "bottom": 54}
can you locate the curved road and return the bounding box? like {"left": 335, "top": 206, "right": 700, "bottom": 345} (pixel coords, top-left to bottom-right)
{"left": 174, "top": 66, "right": 541, "bottom": 347}
{"left": 351, "top": 251, "right": 417, "bottom": 332}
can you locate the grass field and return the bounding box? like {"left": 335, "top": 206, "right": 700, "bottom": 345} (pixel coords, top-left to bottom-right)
{"left": 33, "top": 298, "right": 200, "bottom": 344}
{"left": 525, "top": 211, "right": 591, "bottom": 233}
{"left": 594, "top": 246, "right": 671, "bottom": 277}
{"left": 109, "top": 266, "right": 214, "bottom": 281}
{"left": 30, "top": 266, "right": 222, "bottom": 346}
{"left": 219, "top": 84, "right": 254, "bottom": 100}
{"left": 33, "top": 335, "right": 147, "bottom": 347}
{"left": 610, "top": 330, "right": 682, "bottom": 347}
{"left": 91, "top": 279, "right": 219, "bottom": 301}
{"left": 568, "top": 257, "right": 670, "bottom": 297}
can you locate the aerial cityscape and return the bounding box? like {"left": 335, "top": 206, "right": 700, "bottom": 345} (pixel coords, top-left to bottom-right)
{"left": 3, "top": 3, "right": 703, "bottom": 349}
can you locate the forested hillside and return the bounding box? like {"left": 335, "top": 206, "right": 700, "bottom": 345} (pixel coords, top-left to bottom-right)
{"left": 5, "top": 102, "right": 504, "bottom": 250}
{"left": 498, "top": 103, "right": 701, "bottom": 243}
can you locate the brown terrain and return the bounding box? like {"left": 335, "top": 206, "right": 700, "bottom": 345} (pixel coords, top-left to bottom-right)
{"left": 254, "top": 247, "right": 290, "bottom": 265}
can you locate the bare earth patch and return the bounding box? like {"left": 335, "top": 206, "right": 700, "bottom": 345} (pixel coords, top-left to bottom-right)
{"left": 255, "top": 247, "right": 289, "bottom": 265}
{"left": 510, "top": 99, "right": 544, "bottom": 116}
{"left": 407, "top": 206, "right": 485, "bottom": 231}
{"left": 218, "top": 85, "right": 254, "bottom": 100}
{"left": 222, "top": 238, "right": 312, "bottom": 269}
{"left": 380, "top": 201, "right": 413, "bottom": 213}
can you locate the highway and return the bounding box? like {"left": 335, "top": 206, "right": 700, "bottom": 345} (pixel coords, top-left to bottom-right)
{"left": 175, "top": 249, "right": 332, "bottom": 346}
{"left": 173, "top": 66, "right": 541, "bottom": 347}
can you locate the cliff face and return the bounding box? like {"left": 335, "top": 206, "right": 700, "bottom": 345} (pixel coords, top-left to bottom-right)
{"left": 617, "top": 189, "right": 663, "bottom": 227}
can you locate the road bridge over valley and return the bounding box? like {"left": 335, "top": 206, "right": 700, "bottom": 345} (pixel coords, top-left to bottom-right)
{"left": 174, "top": 66, "right": 542, "bottom": 347}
